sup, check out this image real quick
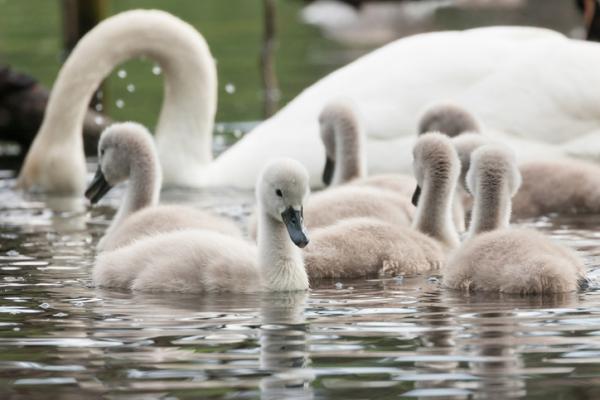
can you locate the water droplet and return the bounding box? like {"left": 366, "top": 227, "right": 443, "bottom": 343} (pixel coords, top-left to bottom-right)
{"left": 39, "top": 303, "right": 50, "bottom": 309}
{"left": 126, "top": 83, "right": 135, "bottom": 93}
{"left": 53, "top": 312, "right": 68, "bottom": 318}
{"left": 94, "top": 116, "right": 104, "bottom": 125}
{"left": 13, "top": 327, "right": 20, "bottom": 331}
{"left": 216, "top": 124, "right": 225, "bottom": 133}
{"left": 152, "top": 65, "right": 162, "bottom": 75}
{"left": 394, "top": 275, "right": 404, "bottom": 283}
{"left": 73, "top": 301, "right": 84, "bottom": 307}
{"left": 335, "top": 282, "right": 343, "bottom": 289}
{"left": 116, "top": 99, "right": 125, "bottom": 109}
{"left": 6, "top": 250, "right": 19, "bottom": 257}
{"left": 233, "top": 129, "right": 243, "bottom": 139}
{"left": 225, "top": 83, "right": 236, "bottom": 94}
{"left": 94, "top": 103, "right": 103, "bottom": 112}
{"left": 427, "top": 276, "right": 440, "bottom": 284}
{"left": 214, "top": 135, "right": 225, "bottom": 147}
{"left": 96, "top": 90, "right": 103, "bottom": 100}
{"left": 117, "top": 69, "right": 127, "bottom": 79}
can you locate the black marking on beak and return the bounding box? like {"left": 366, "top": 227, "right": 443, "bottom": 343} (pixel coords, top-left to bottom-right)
{"left": 411, "top": 185, "right": 421, "bottom": 207}
{"left": 578, "top": 277, "right": 591, "bottom": 291}
{"left": 281, "top": 206, "right": 309, "bottom": 248}
{"left": 322, "top": 156, "right": 335, "bottom": 186}
{"left": 85, "top": 166, "right": 112, "bottom": 204}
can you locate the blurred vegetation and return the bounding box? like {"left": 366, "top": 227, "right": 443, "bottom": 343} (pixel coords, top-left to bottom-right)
{"left": 0, "top": 0, "right": 346, "bottom": 128}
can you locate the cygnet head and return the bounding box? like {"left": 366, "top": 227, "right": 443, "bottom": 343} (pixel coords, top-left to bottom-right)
{"left": 318, "top": 99, "right": 364, "bottom": 185}
{"left": 418, "top": 102, "right": 481, "bottom": 137}
{"left": 466, "top": 144, "right": 522, "bottom": 199}
{"left": 257, "top": 158, "right": 310, "bottom": 248}
{"left": 452, "top": 133, "right": 490, "bottom": 190}
{"left": 85, "top": 122, "right": 159, "bottom": 204}
{"left": 411, "top": 132, "right": 461, "bottom": 206}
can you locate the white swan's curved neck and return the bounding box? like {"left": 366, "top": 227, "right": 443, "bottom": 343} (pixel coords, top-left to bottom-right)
{"left": 413, "top": 174, "right": 460, "bottom": 248}
{"left": 257, "top": 208, "right": 308, "bottom": 292}
{"left": 33, "top": 10, "right": 216, "bottom": 183}
{"left": 468, "top": 182, "right": 512, "bottom": 237}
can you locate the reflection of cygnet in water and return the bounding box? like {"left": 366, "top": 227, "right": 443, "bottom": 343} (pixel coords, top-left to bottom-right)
{"left": 259, "top": 291, "right": 314, "bottom": 400}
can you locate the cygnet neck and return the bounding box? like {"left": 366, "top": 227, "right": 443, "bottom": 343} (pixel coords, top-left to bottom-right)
{"left": 110, "top": 150, "right": 161, "bottom": 234}
{"left": 29, "top": 10, "right": 216, "bottom": 181}
{"left": 468, "top": 178, "right": 512, "bottom": 237}
{"left": 257, "top": 207, "right": 308, "bottom": 292}
{"left": 413, "top": 164, "right": 460, "bottom": 249}
{"left": 332, "top": 114, "right": 365, "bottom": 185}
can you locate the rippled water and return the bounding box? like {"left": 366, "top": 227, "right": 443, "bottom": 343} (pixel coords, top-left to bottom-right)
{"left": 0, "top": 165, "right": 599, "bottom": 399}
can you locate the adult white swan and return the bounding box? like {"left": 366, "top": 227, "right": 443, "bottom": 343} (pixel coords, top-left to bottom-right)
{"left": 17, "top": 9, "right": 600, "bottom": 195}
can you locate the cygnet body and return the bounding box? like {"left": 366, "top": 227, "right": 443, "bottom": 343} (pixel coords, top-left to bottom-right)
{"left": 512, "top": 158, "right": 600, "bottom": 218}
{"left": 443, "top": 145, "right": 586, "bottom": 294}
{"left": 86, "top": 123, "right": 240, "bottom": 252}
{"left": 93, "top": 159, "right": 311, "bottom": 293}
{"left": 304, "top": 133, "right": 461, "bottom": 279}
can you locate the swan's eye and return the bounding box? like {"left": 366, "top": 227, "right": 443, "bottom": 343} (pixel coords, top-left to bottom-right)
{"left": 100, "top": 149, "right": 105, "bottom": 157}
{"left": 275, "top": 189, "right": 283, "bottom": 197}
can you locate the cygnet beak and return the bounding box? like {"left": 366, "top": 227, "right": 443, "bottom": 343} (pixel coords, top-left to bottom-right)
{"left": 411, "top": 185, "right": 421, "bottom": 207}
{"left": 322, "top": 156, "right": 335, "bottom": 186}
{"left": 281, "top": 206, "right": 309, "bottom": 248}
{"left": 85, "top": 166, "right": 113, "bottom": 204}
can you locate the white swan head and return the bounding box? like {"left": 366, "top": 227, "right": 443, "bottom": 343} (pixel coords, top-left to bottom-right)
{"left": 85, "top": 122, "right": 160, "bottom": 204}
{"left": 466, "top": 144, "right": 522, "bottom": 199}
{"left": 318, "top": 99, "right": 365, "bottom": 186}
{"left": 257, "top": 158, "right": 310, "bottom": 248}
{"left": 418, "top": 102, "right": 481, "bottom": 137}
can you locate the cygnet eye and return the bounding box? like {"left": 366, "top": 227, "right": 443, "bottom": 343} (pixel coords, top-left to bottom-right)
{"left": 275, "top": 189, "right": 283, "bottom": 197}
{"left": 100, "top": 148, "right": 105, "bottom": 157}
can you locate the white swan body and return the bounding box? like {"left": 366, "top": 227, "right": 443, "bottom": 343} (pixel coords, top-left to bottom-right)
{"left": 214, "top": 26, "right": 600, "bottom": 187}
{"left": 86, "top": 122, "right": 240, "bottom": 252}
{"left": 94, "top": 158, "right": 310, "bottom": 293}
{"left": 304, "top": 133, "right": 461, "bottom": 279}
{"left": 444, "top": 145, "right": 586, "bottom": 294}
{"left": 19, "top": 16, "right": 600, "bottom": 194}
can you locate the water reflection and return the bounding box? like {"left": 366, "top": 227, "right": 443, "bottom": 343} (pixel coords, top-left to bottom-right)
{"left": 259, "top": 292, "right": 313, "bottom": 400}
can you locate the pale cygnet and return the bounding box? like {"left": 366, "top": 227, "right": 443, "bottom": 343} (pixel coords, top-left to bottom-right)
{"left": 303, "top": 100, "right": 417, "bottom": 229}
{"left": 444, "top": 145, "right": 586, "bottom": 294}
{"left": 86, "top": 122, "right": 240, "bottom": 251}
{"left": 304, "top": 133, "right": 462, "bottom": 279}
{"left": 93, "top": 158, "right": 310, "bottom": 293}
{"left": 512, "top": 158, "right": 600, "bottom": 218}
{"left": 418, "top": 102, "right": 481, "bottom": 137}
{"left": 450, "top": 133, "right": 600, "bottom": 219}
{"left": 418, "top": 103, "right": 483, "bottom": 232}
{"left": 319, "top": 100, "right": 415, "bottom": 196}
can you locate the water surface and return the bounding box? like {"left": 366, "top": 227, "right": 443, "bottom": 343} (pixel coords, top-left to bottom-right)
{"left": 0, "top": 175, "right": 599, "bottom": 399}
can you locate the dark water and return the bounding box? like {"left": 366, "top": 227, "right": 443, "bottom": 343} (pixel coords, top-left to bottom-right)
{"left": 0, "top": 172, "right": 599, "bottom": 399}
